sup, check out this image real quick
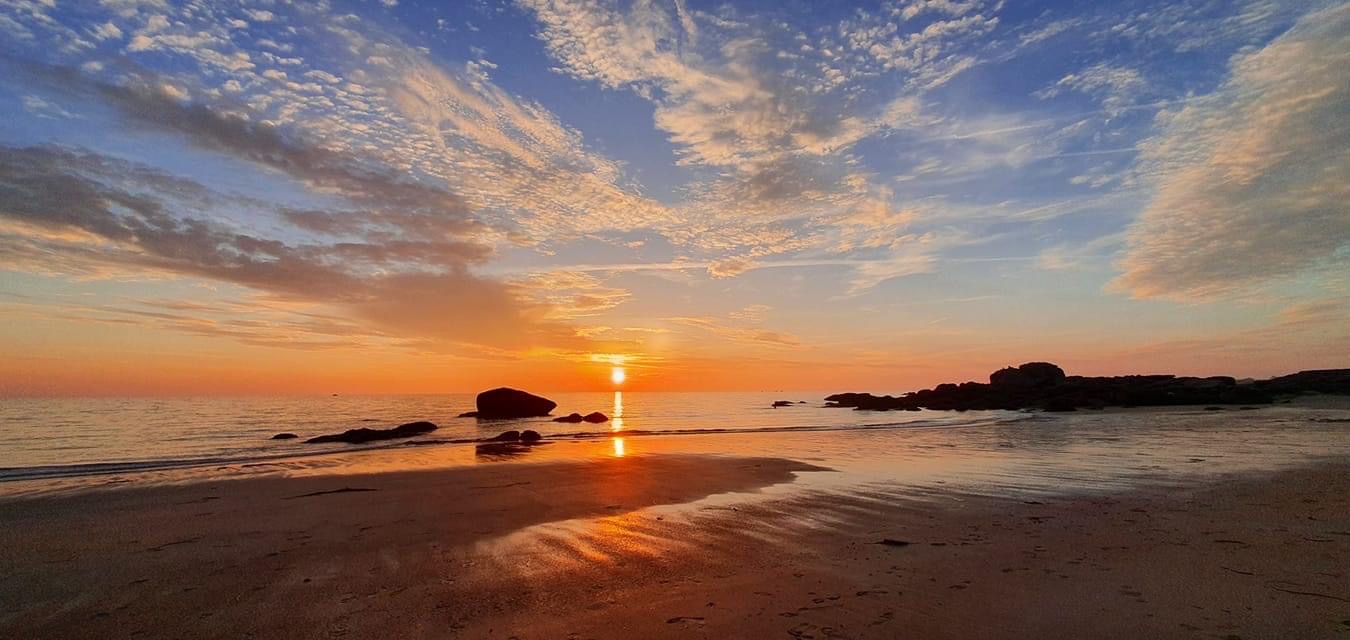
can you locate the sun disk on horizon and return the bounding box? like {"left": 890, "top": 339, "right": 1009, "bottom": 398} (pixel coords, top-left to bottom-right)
{"left": 611, "top": 366, "right": 626, "bottom": 385}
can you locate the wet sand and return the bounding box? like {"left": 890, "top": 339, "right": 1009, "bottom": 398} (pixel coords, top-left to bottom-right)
{"left": 1, "top": 454, "right": 1347, "bottom": 639}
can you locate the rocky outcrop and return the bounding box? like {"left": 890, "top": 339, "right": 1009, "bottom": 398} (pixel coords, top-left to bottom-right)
{"left": 821, "top": 362, "right": 1344, "bottom": 412}
{"left": 582, "top": 412, "right": 609, "bottom": 423}
{"left": 467, "top": 388, "right": 557, "bottom": 419}
{"left": 989, "top": 362, "right": 1065, "bottom": 388}
{"left": 553, "top": 413, "right": 584, "bottom": 423}
{"left": 1257, "top": 369, "right": 1350, "bottom": 395}
{"left": 305, "top": 421, "right": 438, "bottom": 444}
{"left": 521, "top": 429, "right": 542, "bottom": 443}
{"left": 271, "top": 433, "right": 298, "bottom": 440}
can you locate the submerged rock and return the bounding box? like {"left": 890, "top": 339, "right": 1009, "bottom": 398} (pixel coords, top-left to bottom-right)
{"left": 521, "top": 429, "right": 542, "bottom": 443}
{"left": 484, "top": 430, "right": 521, "bottom": 442}
{"left": 271, "top": 432, "right": 299, "bottom": 440}
{"left": 475, "top": 442, "right": 530, "bottom": 457}
{"left": 582, "top": 412, "right": 609, "bottom": 423}
{"left": 305, "top": 421, "right": 437, "bottom": 445}
{"left": 772, "top": 400, "right": 795, "bottom": 407}
{"left": 473, "top": 388, "right": 557, "bottom": 419}
{"left": 553, "top": 412, "right": 584, "bottom": 423}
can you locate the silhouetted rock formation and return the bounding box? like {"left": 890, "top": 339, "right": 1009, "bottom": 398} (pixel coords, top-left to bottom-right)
{"left": 772, "top": 400, "right": 797, "bottom": 407}
{"left": 553, "top": 413, "right": 584, "bottom": 423}
{"left": 989, "top": 362, "right": 1065, "bottom": 388}
{"left": 270, "top": 433, "right": 298, "bottom": 440}
{"left": 1258, "top": 369, "right": 1350, "bottom": 395}
{"left": 582, "top": 412, "right": 609, "bottom": 423}
{"left": 825, "top": 363, "right": 1349, "bottom": 412}
{"left": 305, "top": 421, "right": 437, "bottom": 444}
{"left": 464, "top": 388, "right": 557, "bottom": 419}
{"left": 475, "top": 429, "right": 544, "bottom": 455}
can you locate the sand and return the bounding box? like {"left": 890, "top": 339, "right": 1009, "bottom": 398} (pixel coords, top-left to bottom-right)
{"left": 1, "top": 453, "right": 1346, "bottom": 639}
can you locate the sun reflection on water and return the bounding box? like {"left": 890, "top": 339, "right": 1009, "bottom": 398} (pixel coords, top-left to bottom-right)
{"left": 611, "top": 391, "right": 624, "bottom": 432}
{"left": 612, "top": 437, "right": 625, "bottom": 457}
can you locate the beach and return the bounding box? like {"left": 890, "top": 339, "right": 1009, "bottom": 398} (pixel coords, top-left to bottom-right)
{"left": 2, "top": 438, "right": 1347, "bottom": 638}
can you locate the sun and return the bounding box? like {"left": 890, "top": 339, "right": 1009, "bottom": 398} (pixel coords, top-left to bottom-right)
{"left": 610, "top": 366, "right": 626, "bottom": 385}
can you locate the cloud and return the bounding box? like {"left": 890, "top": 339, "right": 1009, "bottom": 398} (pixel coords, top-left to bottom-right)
{"left": 12, "top": 61, "right": 479, "bottom": 225}
{"left": 517, "top": 0, "right": 985, "bottom": 272}
{"left": 513, "top": 270, "right": 631, "bottom": 319}
{"left": 1035, "top": 63, "right": 1147, "bottom": 114}
{"left": 670, "top": 316, "right": 801, "bottom": 348}
{"left": 1113, "top": 5, "right": 1350, "bottom": 301}
{"left": 0, "top": 145, "right": 585, "bottom": 351}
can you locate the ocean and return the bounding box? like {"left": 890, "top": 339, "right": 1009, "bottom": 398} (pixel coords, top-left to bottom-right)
{"left": 2, "top": 392, "right": 1348, "bottom": 497}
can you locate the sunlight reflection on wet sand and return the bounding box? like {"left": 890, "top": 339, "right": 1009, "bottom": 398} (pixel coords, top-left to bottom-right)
{"left": 461, "top": 403, "right": 1350, "bottom": 582}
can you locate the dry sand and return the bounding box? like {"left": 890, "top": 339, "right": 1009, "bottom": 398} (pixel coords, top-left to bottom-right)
{"left": 1, "top": 453, "right": 1346, "bottom": 639}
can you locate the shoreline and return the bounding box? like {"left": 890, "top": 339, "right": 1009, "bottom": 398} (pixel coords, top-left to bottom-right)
{"left": 6, "top": 395, "right": 1348, "bottom": 493}
{"left": 2, "top": 452, "right": 1347, "bottom": 638}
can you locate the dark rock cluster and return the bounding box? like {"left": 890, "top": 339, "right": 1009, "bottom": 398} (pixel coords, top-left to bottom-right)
{"left": 305, "top": 421, "right": 438, "bottom": 444}
{"left": 825, "top": 363, "right": 1349, "bottom": 412}
{"left": 552, "top": 411, "right": 609, "bottom": 423}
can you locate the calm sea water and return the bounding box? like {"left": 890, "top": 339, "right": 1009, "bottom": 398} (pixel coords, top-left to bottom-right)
{"left": 2, "top": 392, "right": 1348, "bottom": 497}
{"left": 0, "top": 392, "right": 943, "bottom": 477}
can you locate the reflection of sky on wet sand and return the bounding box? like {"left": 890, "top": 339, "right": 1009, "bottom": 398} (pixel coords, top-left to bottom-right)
{"left": 470, "top": 405, "right": 1350, "bottom": 585}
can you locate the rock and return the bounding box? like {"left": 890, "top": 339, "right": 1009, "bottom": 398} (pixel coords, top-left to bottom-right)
{"left": 772, "top": 400, "right": 794, "bottom": 407}
{"left": 521, "top": 429, "right": 542, "bottom": 443}
{"left": 874, "top": 539, "right": 911, "bottom": 547}
{"left": 553, "top": 413, "right": 584, "bottom": 423}
{"left": 306, "top": 421, "right": 438, "bottom": 445}
{"left": 457, "top": 411, "right": 479, "bottom": 418}
{"left": 823, "top": 361, "right": 1307, "bottom": 413}
{"left": 473, "top": 387, "right": 557, "bottom": 419}
{"left": 1258, "top": 369, "right": 1350, "bottom": 395}
{"left": 484, "top": 430, "right": 521, "bottom": 442}
{"left": 582, "top": 412, "right": 609, "bottom": 423}
{"left": 271, "top": 433, "right": 298, "bottom": 440}
{"left": 475, "top": 442, "right": 531, "bottom": 457}
{"left": 990, "top": 362, "right": 1066, "bottom": 388}
{"left": 1041, "top": 398, "right": 1078, "bottom": 412}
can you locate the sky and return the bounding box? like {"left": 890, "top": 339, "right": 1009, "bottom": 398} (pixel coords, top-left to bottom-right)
{"left": 0, "top": 0, "right": 1346, "bottom": 395}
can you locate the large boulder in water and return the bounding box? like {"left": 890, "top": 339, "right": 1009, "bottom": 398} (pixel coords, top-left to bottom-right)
{"left": 305, "top": 421, "right": 437, "bottom": 444}
{"left": 553, "top": 413, "right": 584, "bottom": 423}
{"left": 582, "top": 412, "right": 609, "bottom": 423}
{"left": 473, "top": 387, "right": 557, "bottom": 419}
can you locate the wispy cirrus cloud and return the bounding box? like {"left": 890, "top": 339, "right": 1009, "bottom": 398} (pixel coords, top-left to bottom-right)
{"left": 1113, "top": 4, "right": 1350, "bottom": 301}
